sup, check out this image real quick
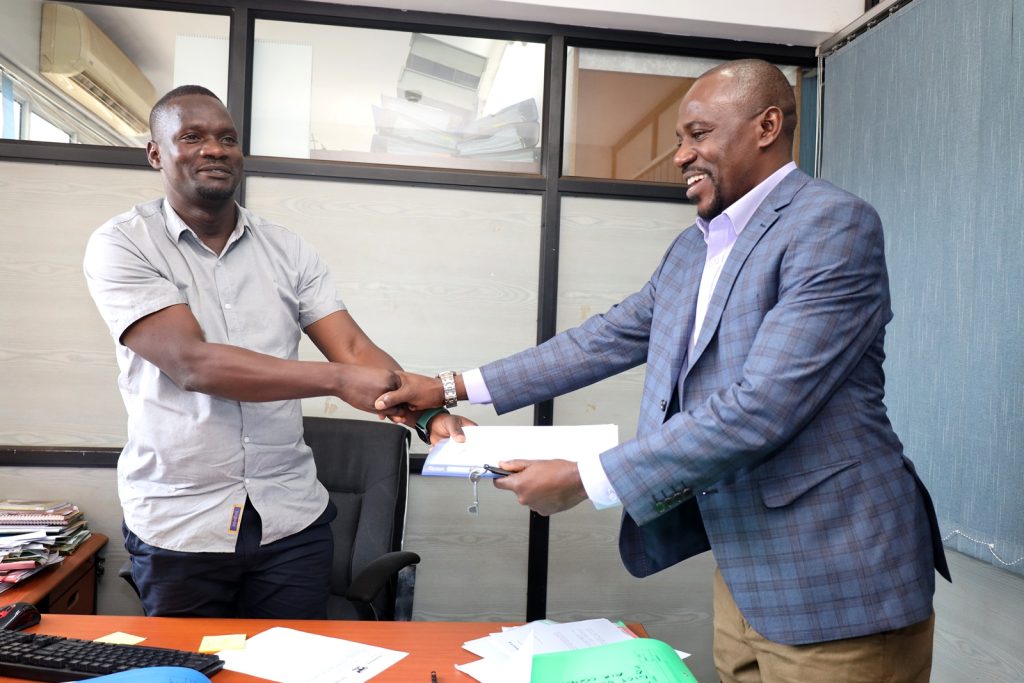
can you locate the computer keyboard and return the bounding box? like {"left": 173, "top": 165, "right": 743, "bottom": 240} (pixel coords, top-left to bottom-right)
{"left": 0, "top": 629, "right": 224, "bottom": 681}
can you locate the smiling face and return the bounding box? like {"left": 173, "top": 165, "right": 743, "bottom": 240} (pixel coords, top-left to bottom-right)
{"left": 673, "top": 63, "right": 793, "bottom": 221}
{"left": 146, "top": 94, "right": 243, "bottom": 210}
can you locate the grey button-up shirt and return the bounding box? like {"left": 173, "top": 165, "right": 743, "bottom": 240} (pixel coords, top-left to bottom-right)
{"left": 84, "top": 198, "right": 342, "bottom": 552}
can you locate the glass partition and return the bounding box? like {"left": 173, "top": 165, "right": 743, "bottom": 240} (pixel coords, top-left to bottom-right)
{"left": 0, "top": 0, "right": 228, "bottom": 146}
{"left": 564, "top": 47, "right": 807, "bottom": 184}
{"left": 252, "top": 20, "right": 546, "bottom": 173}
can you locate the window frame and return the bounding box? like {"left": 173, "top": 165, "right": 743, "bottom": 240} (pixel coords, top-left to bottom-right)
{"left": 0, "top": 0, "right": 815, "bottom": 623}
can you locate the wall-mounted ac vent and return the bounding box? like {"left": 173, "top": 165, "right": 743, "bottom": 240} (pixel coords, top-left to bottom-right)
{"left": 397, "top": 34, "right": 487, "bottom": 116}
{"left": 39, "top": 2, "right": 156, "bottom": 137}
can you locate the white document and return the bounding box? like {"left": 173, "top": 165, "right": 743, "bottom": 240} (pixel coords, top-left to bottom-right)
{"left": 457, "top": 619, "right": 633, "bottom": 683}
{"left": 216, "top": 627, "right": 407, "bottom": 683}
{"left": 0, "top": 531, "right": 49, "bottom": 548}
{"left": 422, "top": 424, "right": 618, "bottom": 477}
{"left": 457, "top": 631, "right": 534, "bottom": 683}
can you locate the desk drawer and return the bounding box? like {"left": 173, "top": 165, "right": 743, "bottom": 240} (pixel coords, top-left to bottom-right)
{"left": 48, "top": 562, "right": 97, "bottom": 614}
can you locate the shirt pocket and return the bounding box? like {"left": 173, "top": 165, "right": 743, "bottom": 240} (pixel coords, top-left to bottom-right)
{"left": 758, "top": 459, "right": 860, "bottom": 509}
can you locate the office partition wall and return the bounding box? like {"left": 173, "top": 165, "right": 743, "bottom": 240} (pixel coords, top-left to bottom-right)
{"left": 819, "top": 0, "right": 1023, "bottom": 577}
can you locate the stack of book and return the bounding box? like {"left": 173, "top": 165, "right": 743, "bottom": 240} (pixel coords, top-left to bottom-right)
{"left": 370, "top": 96, "right": 541, "bottom": 163}
{"left": 0, "top": 499, "right": 92, "bottom": 592}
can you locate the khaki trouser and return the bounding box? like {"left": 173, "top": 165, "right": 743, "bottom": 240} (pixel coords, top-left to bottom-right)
{"left": 713, "top": 568, "right": 935, "bottom": 683}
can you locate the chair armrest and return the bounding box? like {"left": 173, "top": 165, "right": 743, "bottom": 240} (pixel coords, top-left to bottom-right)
{"left": 345, "top": 550, "right": 421, "bottom": 605}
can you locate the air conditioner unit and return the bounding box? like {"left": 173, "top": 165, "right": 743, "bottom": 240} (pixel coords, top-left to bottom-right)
{"left": 39, "top": 2, "right": 156, "bottom": 137}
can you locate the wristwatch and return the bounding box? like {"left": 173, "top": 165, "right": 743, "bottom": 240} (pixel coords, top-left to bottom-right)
{"left": 438, "top": 370, "right": 458, "bottom": 408}
{"left": 414, "top": 407, "right": 449, "bottom": 444}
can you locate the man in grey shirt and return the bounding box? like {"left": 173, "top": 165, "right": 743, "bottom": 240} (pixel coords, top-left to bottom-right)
{"left": 84, "top": 85, "right": 461, "bottom": 618}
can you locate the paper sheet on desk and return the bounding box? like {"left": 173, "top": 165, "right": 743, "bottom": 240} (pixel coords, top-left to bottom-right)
{"left": 422, "top": 424, "right": 618, "bottom": 477}
{"left": 216, "top": 627, "right": 406, "bottom": 683}
{"left": 456, "top": 619, "right": 692, "bottom": 683}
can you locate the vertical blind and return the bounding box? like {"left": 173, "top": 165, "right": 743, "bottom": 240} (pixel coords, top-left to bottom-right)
{"left": 819, "top": 0, "right": 1024, "bottom": 575}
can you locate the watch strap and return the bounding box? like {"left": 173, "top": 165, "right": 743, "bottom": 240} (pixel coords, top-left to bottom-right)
{"left": 414, "top": 407, "right": 448, "bottom": 444}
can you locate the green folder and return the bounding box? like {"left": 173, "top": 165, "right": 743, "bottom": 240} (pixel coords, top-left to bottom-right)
{"left": 531, "top": 637, "right": 697, "bottom": 682}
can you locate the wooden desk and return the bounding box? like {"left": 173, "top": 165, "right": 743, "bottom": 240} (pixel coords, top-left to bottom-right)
{"left": 1, "top": 615, "right": 648, "bottom": 682}
{"left": 1, "top": 533, "right": 107, "bottom": 614}
{"left": 4, "top": 615, "right": 500, "bottom": 681}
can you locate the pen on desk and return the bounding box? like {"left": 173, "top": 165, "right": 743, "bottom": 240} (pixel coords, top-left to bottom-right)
{"left": 431, "top": 671, "right": 438, "bottom": 683}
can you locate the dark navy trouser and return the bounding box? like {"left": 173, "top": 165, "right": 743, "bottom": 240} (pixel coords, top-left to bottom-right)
{"left": 123, "top": 498, "right": 337, "bottom": 619}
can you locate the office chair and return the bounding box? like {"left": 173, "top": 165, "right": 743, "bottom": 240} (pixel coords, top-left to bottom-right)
{"left": 119, "top": 416, "right": 420, "bottom": 621}
{"left": 302, "top": 415, "right": 419, "bottom": 621}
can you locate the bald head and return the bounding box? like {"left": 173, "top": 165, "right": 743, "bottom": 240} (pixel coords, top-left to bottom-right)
{"left": 699, "top": 59, "right": 797, "bottom": 143}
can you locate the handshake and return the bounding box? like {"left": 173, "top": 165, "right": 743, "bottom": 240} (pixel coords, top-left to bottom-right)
{"left": 334, "top": 366, "right": 471, "bottom": 444}
{"left": 337, "top": 366, "right": 589, "bottom": 516}
{"left": 374, "top": 370, "right": 462, "bottom": 414}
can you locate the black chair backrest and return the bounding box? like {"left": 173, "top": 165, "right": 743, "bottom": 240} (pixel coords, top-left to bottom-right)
{"left": 301, "top": 416, "right": 411, "bottom": 620}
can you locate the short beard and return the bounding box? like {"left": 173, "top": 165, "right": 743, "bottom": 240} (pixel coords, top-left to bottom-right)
{"left": 196, "top": 185, "right": 237, "bottom": 202}
{"left": 697, "top": 187, "right": 724, "bottom": 221}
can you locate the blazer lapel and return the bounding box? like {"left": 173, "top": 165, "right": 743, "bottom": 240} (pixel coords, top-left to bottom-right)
{"left": 686, "top": 170, "right": 811, "bottom": 371}
{"left": 666, "top": 229, "right": 707, "bottom": 388}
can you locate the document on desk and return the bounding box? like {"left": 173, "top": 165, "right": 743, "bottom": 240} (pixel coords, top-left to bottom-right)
{"left": 531, "top": 637, "right": 697, "bottom": 682}
{"left": 422, "top": 424, "right": 618, "bottom": 477}
{"left": 457, "top": 619, "right": 693, "bottom": 683}
{"left": 216, "top": 627, "right": 407, "bottom": 683}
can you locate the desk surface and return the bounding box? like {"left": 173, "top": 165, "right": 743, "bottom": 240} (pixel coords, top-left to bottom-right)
{"left": 3, "top": 615, "right": 647, "bottom": 682}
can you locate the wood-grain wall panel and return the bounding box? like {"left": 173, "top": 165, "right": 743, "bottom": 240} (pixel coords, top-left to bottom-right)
{"left": 552, "top": 196, "right": 691, "bottom": 447}
{"left": 244, "top": 177, "right": 540, "bottom": 436}
{"left": 0, "top": 161, "right": 163, "bottom": 446}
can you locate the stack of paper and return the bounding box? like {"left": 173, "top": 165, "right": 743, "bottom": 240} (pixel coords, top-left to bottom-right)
{"left": 370, "top": 95, "right": 541, "bottom": 163}
{"left": 0, "top": 499, "right": 93, "bottom": 591}
{"left": 0, "top": 531, "right": 64, "bottom": 593}
{"left": 456, "top": 618, "right": 695, "bottom": 682}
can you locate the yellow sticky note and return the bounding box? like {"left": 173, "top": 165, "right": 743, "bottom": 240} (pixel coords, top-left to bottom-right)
{"left": 94, "top": 632, "right": 146, "bottom": 645}
{"left": 198, "top": 633, "right": 247, "bottom": 654}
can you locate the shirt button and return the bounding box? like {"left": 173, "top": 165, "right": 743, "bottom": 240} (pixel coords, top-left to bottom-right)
{"left": 243, "top": 436, "right": 250, "bottom": 443}
{"left": 659, "top": 399, "right": 667, "bottom": 411}
{"left": 225, "top": 303, "right": 232, "bottom": 309}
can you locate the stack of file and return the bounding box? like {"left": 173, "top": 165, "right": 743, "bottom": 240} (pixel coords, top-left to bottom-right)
{"left": 456, "top": 618, "right": 695, "bottom": 682}
{"left": 370, "top": 95, "right": 541, "bottom": 162}
{"left": 0, "top": 499, "right": 92, "bottom": 592}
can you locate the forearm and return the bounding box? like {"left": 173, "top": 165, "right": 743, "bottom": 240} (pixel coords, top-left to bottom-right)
{"left": 171, "top": 341, "right": 376, "bottom": 404}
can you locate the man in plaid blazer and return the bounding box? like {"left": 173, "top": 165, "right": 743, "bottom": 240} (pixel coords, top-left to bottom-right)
{"left": 377, "top": 59, "right": 950, "bottom": 681}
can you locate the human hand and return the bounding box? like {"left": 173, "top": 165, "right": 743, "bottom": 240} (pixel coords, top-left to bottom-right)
{"left": 335, "top": 364, "right": 399, "bottom": 413}
{"left": 374, "top": 370, "right": 449, "bottom": 412}
{"left": 427, "top": 412, "right": 476, "bottom": 445}
{"left": 491, "top": 459, "right": 588, "bottom": 516}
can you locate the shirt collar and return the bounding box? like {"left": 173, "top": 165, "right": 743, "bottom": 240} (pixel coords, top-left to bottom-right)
{"left": 162, "top": 199, "right": 248, "bottom": 252}
{"left": 696, "top": 161, "right": 798, "bottom": 239}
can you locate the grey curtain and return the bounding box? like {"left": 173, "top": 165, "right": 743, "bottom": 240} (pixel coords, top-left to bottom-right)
{"left": 820, "top": 0, "right": 1024, "bottom": 576}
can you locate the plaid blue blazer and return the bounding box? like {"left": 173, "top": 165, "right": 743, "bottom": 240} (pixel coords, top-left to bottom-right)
{"left": 482, "top": 169, "right": 950, "bottom": 645}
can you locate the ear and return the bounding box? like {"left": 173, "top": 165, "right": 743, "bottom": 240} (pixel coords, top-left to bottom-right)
{"left": 146, "top": 140, "right": 161, "bottom": 170}
{"left": 756, "top": 106, "right": 784, "bottom": 149}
